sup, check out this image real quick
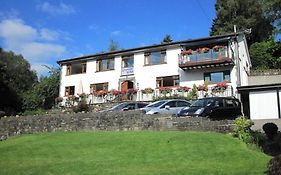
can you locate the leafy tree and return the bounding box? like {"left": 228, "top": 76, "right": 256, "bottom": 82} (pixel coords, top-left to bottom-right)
{"left": 249, "top": 38, "right": 281, "bottom": 69}
{"left": 161, "top": 34, "right": 173, "bottom": 44}
{"left": 210, "top": 0, "right": 274, "bottom": 45}
{"left": 108, "top": 39, "right": 119, "bottom": 51}
{"left": 262, "top": 0, "right": 281, "bottom": 35}
{"left": 0, "top": 48, "right": 37, "bottom": 115}
{"left": 22, "top": 66, "right": 60, "bottom": 110}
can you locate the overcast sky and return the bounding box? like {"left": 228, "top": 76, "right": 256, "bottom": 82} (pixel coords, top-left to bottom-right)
{"left": 0, "top": 0, "right": 216, "bottom": 76}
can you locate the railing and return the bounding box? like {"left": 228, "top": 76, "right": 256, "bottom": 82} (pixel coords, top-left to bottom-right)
{"left": 73, "top": 85, "right": 234, "bottom": 104}
{"left": 179, "top": 48, "right": 228, "bottom": 65}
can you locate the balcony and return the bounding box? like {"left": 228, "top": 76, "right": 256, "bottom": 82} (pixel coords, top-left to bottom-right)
{"left": 178, "top": 47, "right": 234, "bottom": 70}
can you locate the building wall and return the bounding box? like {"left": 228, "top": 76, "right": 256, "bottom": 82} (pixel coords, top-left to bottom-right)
{"left": 59, "top": 34, "right": 251, "bottom": 99}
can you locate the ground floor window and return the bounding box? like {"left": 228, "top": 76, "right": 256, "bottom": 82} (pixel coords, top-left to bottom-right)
{"left": 204, "top": 70, "right": 230, "bottom": 83}
{"left": 90, "top": 82, "right": 108, "bottom": 93}
{"left": 65, "top": 86, "right": 75, "bottom": 96}
{"left": 156, "top": 75, "right": 179, "bottom": 87}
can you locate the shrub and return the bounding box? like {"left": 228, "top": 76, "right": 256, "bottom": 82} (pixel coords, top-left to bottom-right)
{"left": 263, "top": 123, "right": 279, "bottom": 140}
{"left": 268, "top": 154, "right": 281, "bottom": 175}
{"left": 232, "top": 116, "right": 255, "bottom": 144}
{"left": 73, "top": 101, "right": 89, "bottom": 113}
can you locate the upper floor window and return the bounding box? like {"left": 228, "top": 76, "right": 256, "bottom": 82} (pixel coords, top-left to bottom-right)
{"left": 65, "top": 86, "right": 75, "bottom": 96}
{"left": 122, "top": 55, "right": 134, "bottom": 68}
{"left": 96, "top": 58, "right": 114, "bottom": 72}
{"left": 156, "top": 75, "right": 179, "bottom": 88}
{"left": 66, "top": 62, "right": 86, "bottom": 75}
{"left": 144, "top": 50, "right": 166, "bottom": 65}
{"left": 204, "top": 71, "right": 230, "bottom": 83}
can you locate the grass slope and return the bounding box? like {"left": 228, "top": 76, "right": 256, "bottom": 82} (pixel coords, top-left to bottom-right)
{"left": 0, "top": 132, "right": 270, "bottom": 175}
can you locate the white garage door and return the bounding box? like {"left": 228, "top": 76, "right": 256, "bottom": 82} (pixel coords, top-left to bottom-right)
{"left": 249, "top": 90, "right": 279, "bottom": 120}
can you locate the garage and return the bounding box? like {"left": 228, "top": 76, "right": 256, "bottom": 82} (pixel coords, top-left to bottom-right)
{"left": 237, "top": 84, "right": 281, "bottom": 120}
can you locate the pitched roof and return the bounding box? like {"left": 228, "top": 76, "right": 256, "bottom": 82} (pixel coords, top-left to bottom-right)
{"left": 57, "top": 32, "right": 244, "bottom": 65}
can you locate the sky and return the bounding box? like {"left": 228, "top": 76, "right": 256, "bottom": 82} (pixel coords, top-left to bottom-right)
{"left": 0, "top": 0, "right": 216, "bottom": 76}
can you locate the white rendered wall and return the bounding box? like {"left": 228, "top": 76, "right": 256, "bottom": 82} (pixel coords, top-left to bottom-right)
{"left": 249, "top": 90, "right": 279, "bottom": 119}
{"left": 134, "top": 48, "right": 180, "bottom": 90}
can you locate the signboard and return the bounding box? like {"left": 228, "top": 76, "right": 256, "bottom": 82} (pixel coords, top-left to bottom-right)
{"left": 121, "top": 67, "right": 134, "bottom": 76}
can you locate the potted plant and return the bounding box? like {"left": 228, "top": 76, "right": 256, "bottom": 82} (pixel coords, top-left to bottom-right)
{"left": 142, "top": 87, "right": 154, "bottom": 94}
{"left": 212, "top": 81, "right": 228, "bottom": 93}
{"left": 212, "top": 45, "right": 224, "bottom": 52}
{"left": 181, "top": 49, "right": 193, "bottom": 55}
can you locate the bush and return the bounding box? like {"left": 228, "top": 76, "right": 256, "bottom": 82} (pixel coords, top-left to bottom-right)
{"left": 232, "top": 116, "right": 255, "bottom": 144}
{"left": 73, "top": 101, "right": 89, "bottom": 113}
{"left": 152, "top": 95, "right": 192, "bottom": 102}
{"left": 20, "top": 108, "right": 47, "bottom": 116}
{"left": 263, "top": 123, "right": 278, "bottom": 140}
{"left": 268, "top": 154, "right": 281, "bottom": 175}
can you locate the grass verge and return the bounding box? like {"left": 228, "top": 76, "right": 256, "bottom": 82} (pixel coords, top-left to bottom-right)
{"left": 0, "top": 131, "right": 270, "bottom": 175}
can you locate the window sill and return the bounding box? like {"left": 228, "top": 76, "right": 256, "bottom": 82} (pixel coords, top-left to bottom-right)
{"left": 95, "top": 69, "right": 115, "bottom": 73}
{"left": 144, "top": 62, "right": 167, "bottom": 66}
{"left": 66, "top": 72, "right": 86, "bottom": 76}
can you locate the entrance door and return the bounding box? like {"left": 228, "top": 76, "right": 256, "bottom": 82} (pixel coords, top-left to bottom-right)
{"left": 121, "top": 81, "right": 134, "bottom": 100}
{"left": 121, "top": 81, "right": 134, "bottom": 91}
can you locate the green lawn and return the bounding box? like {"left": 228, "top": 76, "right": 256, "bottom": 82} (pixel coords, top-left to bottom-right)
{"left": 0, "top": 131, "right": 270, "bottom": 175}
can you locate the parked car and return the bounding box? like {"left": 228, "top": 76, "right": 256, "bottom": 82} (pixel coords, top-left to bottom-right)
{"left": 143, "top": 99, "right": 191, "bottom": 115}
{"left": 177, "top": 97, "right": 242, "bottom": 119}
{"left": 102, "top": 102, "right": 148, "bottom": 112}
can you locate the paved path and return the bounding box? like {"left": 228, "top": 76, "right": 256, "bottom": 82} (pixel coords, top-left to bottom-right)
{"left": 252, "top": 119, "right": 281, "bottom": 131}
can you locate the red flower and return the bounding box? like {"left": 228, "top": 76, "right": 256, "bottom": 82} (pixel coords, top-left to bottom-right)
{"left": 159, "top": 87, "right": 172, "bottom": 93}
{"left": 197, "top": 85, "right": 208, "bottom": 91}
{"left": 181, "top": 49, "right": 193, "bottom": 55}
{"left": 177, "top": 86, "right": 191, "bottom": 92}
{"left": 212, "top": 81, "right": 228, "bottom": 92}
{"left": 127, "top": 88, "right": 137, "bottom": 94}
{"left": 109, "top": 89, "right": 122, "bottom": 95}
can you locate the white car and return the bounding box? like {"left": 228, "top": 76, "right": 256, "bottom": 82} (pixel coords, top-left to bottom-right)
{"left": 143, "top": 99, "right": 191, "bottom": 115}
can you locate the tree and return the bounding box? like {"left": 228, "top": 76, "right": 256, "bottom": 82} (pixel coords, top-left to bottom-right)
{"left": 249, "top": 38, "right": 281, "bottom": 69}
{"left": 22, "top": 66, "right": 60, "bottom": 110}
{"left": 262, "top": 0, "right": 281, "bottom": 35}
{"left": 210, "top": 0, "right": 274, "bottom": 45}
{"left": 0, "top": 48, "right": 37, "bottom": 114}
{"left": 161, "top": 34, "right": 173, "bottom": 44}
{"left": 108, "top": 39, "right": 119, "bottom": 51}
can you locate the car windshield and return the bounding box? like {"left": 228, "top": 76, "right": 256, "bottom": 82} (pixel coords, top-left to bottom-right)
{"left": 146, "top": 101, "right": 166, "bottom": 107}
{"left": 191, "top": 99, "right": 214, "bottom": 107}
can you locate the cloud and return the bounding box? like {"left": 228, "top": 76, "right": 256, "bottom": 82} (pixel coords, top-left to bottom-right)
{"left": 0, "top": 18, "right": 66, "bottom": 76}
{"left": 111, "top": 30, "right": 121, "bottom": 36}
{"left": 37, "top": 2, "right": 76, "bottom": 15}
{"left": 40, "top": 28, "right": 59, "bottom": 41}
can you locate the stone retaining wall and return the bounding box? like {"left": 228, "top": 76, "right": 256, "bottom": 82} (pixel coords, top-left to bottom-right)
{"left": 0, "top": 111, "right": 234, "bottom": 141}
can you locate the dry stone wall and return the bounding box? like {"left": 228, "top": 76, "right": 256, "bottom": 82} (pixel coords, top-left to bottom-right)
{"left": 0, "top": 111, "right": 234, "bottom": 141}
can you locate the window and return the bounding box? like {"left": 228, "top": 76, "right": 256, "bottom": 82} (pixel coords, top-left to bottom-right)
{"left": 122, "top": 55, "right": 134, "bottom": 68}
{"left": 156, "top": 75, "right": 179, "bottom": 87}
{"left": 161, "top": 101, "right": 177, "bottom": 108}
{"left": 204, "top": 71, "right": 230, "bottom": 83}
{"left": 90, "top": 83, "right": 108, "bottom": 93}
{"left": 96, "top": 58, "right": 114, "bottom": 72}
{"left": 144, "top": 50, "right": 166, "bottom": 65}
{"left": 65, "top": 86, "right": 75, "bottom": 96}
{"left": 224, "top": 99, "right": 239, "bottom": 107}
{"left": 177, "top": 101, "right": 190, "bottom": 107}
{"left": 66, "top": 62, "right": 87, "bottom": 75}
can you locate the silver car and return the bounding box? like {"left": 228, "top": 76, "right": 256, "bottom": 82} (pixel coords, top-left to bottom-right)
{"left": 143, "top": 99, "right": 191, "bottom": 115}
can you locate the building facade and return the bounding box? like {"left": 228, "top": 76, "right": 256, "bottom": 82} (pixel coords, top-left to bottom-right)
{"left": 57, "top": 33, "right": 251, "bottom": 103}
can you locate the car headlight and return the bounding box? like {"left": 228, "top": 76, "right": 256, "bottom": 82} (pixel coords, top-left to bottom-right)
{"left": 194, "top": 108, "right": 204, "bottom": 115}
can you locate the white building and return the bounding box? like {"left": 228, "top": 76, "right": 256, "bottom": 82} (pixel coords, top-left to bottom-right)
{"left": 57, "top": 33, "right": 251, "bottom": 103}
